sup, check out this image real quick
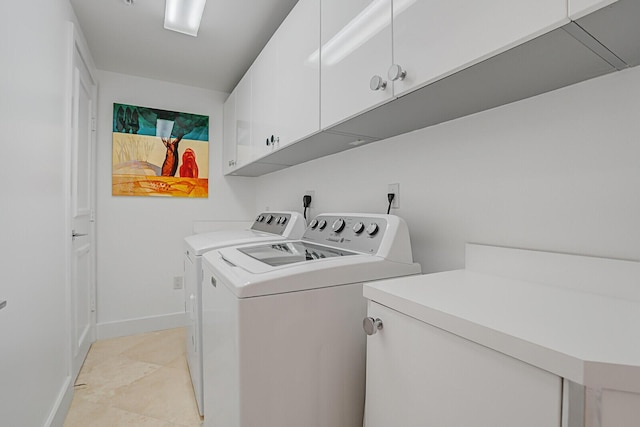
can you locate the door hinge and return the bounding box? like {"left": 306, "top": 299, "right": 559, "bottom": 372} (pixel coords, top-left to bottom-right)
{"left": 91, "top": 117, "right": 97, "bottom": 131}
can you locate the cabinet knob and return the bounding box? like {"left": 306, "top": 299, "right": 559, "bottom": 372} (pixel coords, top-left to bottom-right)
{"left": 363, "top": 317, "right": 383, "bottom": 335}
{"left": 388, "top": 64, "right": 407, "bottom": 81}
{"left": 369, "top": 75, "right": 387, "bottom": 91}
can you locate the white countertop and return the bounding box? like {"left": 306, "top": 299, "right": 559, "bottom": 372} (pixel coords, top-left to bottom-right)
{"left": 364, "top": 270, "right": 640, "bottom": 393}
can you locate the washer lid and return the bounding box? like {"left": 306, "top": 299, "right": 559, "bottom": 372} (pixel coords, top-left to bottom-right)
{"left": 238, "top": 241, "right": 357, "bottom": 267}
{"left": 184, "top": 230, "right": 279, "bottom": 255}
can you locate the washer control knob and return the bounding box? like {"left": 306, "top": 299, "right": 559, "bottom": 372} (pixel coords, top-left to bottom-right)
{"left": 332, "top": 218, "right": 346, "bottom": 233}
{"left": 309, "top": 219, "right": 319, "bottom": 229}
{"left": 366, "top": 222, "right": 379, "bottom": 236}
{"left": 318, "top": 219, "right": 327, "bottom": 230}
{"left": 265, "top": 214, "right": 274, "bottom": 224}
{"left": 363, "top": 317, "right": 383, "bottom": 335}
{"left": 280, "top": 216, "right": 287, "bottom": 225}
{"left": 255, "top": 215, "right": 261, "bottom": 222}
{"left": 353, "top": 222, "right": 365, "bottom": 234}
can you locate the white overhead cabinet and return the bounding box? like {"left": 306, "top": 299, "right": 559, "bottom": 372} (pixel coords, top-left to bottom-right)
{"left": 320, "top": 0, "right": 393, "bottom": 129}
{"left": 222, "top": 89, "right": 237, "bottom": 175}
{"left": 391, "top": 0, "right": 569, "bottom": 98}
{"left": 223, "top": 0, "right": 320, "bottom": 175}
{"left": 235, "top": 73, "right": 253, "bottom": 168}
{"left": 251, "top": 39, "right": 279, "bottom": 161}
{"left": 223, "top": 0, "right": 638, "bottom": 176}
{"left": 276, "top": 0, "right": 320, "bottom": 149}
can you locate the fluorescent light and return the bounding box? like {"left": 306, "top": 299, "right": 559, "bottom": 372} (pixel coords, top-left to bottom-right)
{"left": 308, "top": 0, "right": 416, "bottom": 66}
{"left": 164, "top": 0, "right": 207, "bottom": 37}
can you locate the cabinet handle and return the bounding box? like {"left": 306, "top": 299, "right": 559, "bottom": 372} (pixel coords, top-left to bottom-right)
{"left": 369, "top": 75, "right": 387, "bottom": 91}
{"left": 363, "top": 317, "right": 383, "bottom": 335}
{"left": 388, "top": 64, "right": 407, "bottom": 81}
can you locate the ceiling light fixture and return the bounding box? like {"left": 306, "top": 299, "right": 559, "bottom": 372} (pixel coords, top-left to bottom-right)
{"left": 122, "top": 0, "right": 135, "bottom": 5}
{"left": 164, "top": 0, "right": 207, "bottom": 37}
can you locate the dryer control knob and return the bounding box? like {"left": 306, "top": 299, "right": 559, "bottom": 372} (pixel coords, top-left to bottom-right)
{"left": 366, "top": 223, "right": 379, "bottom": 236}
{"left": 309, "top": 219, "right": 319, "bottom": 229}
{"left": 280, "top": 216, "right": 287, "bottom": 225}
{"left": 332, "top": 218, "right": 345, "bottom": 233}
{"left": 363, "top": 317, "right": 383, "bottom": 335}
{"left": 318, "top": 219, "right": 327, "bottom": 230}
{"left": 265, "top": 214, "right": 274, "bottom": 224}
{"left": 353, "top": 222, "right": 365, "bottom": 234}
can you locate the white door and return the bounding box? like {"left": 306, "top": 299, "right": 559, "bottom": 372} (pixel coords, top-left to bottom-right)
{"left": 69, "top": 31, "right": 97, "bottom": 381}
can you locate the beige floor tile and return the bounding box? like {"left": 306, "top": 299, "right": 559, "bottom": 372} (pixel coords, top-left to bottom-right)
{"left": 63, "top": 396, "right": 184, "bottom": 427}
{"left": 75, "top": 354, "right": 162, "bottom": 404}
{"left": 121, "top": 328, "right": 186, "bottom": 366}
{"left": 64, "top": 328, "right": 200, "bottom": 427}
{"left": 110, "top": 364, "right": 201, "bottom": 426}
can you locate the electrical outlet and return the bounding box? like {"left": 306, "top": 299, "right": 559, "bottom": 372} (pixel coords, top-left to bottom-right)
{"left": 388, "top": 183, "right": 400, "bottom": 209}
{"left": 173, "top": 276, "right": 184, "bottom": 290}
{"left": 304, "top": 190, "right": 315, "bottom": 208}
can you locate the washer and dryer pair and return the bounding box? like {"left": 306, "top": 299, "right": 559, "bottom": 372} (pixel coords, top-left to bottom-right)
{"left": 183, "top": 212, "right": 307, "bottom": 416}
{"left": 200, "top": 213, "right": 421, "bottom": 427}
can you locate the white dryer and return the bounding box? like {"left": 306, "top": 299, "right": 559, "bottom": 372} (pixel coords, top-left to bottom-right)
{"left": 183, "top": 211, "right": 306, "bottom": 416}
{"left": 201, "top": 213, "right": 421, "bottom": 427}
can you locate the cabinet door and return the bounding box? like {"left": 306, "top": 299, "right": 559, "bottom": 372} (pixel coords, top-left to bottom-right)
{"left": 251, "top": 39, "right": 279, "bottom": 160}
{"left": 222, "top": 89, "right": 237, "bottom": 175}
{"left": 235, "top": 72, "right": 253, "bottom": 167}
{"left": 392, "top": 0, "right": 568, "bottom": 98}
{"left": 365, "top": 302, "right": 562, "bottom": 427}
{"left": 276, "top": 0, "right": 320, "bottom": 148}
{"left": 569, "top": 0, "right": 617, "bottom": 19}
{"left": 320, "top": 0, "right": 393, "bottom": 129}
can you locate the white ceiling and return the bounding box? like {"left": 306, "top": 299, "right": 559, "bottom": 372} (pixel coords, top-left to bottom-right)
{"left": 70, "top": 0, "right": 299, "bottom": 93}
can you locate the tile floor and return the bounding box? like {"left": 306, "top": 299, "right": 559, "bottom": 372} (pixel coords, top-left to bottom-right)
{"left": 63, "top": 328, "right": 202, "bottom": 427}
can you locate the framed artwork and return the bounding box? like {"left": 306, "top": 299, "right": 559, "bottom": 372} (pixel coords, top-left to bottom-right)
{"left": 112, "top": 103, "right": 209, "bottom": 197}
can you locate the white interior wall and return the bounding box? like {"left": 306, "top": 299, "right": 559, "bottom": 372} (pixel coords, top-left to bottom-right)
{"left": 0, "top": 1, "right": 82, "bottom": 426}
{"left": 256, "top": 66, "right": 640, "bottom": 272}
{"left": 95, "top": 71, "right": 256, "bottom": 338}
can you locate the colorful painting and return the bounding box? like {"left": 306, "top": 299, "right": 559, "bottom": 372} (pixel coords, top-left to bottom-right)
{"left": 112, "top": 103, "right": 209, "bottom": 197}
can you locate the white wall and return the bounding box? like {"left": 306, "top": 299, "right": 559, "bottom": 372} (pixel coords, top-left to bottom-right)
{"left": 256, "top": 66, "right": 640, "bottom": 272}
{"left": 95, "top": 71, "right": 256, "bottom": 338}
{"left": 0, "top": 1, "right": 80, "bottom": 426}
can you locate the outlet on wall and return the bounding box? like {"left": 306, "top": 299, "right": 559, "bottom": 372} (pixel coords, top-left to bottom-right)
{"left": 173, "top": 276, "right": 183, "bottom": 290}
{"left": 304, "top": 190, "right": 315, "bottom": 208}
{"left": 388, "top": 183, "right": 400, "bottom": 209}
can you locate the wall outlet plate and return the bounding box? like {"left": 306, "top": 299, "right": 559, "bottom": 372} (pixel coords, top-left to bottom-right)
{"left": 173, "top": 276, "right": 184, "bottom": 290}
{"left": 388, "top": 183, "right": 400, "bottom": 209}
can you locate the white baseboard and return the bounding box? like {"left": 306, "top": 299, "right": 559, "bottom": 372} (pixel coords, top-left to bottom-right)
{"left": 45, "top": 375, "right": 74, "bottom": 427}
{"left": 96, "top": 312, "right": 187, "bottom": 340}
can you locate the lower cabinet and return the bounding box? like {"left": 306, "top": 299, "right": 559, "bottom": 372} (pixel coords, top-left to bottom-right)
{"left": 364, "top": 301, "right": 562, "bottom": 427}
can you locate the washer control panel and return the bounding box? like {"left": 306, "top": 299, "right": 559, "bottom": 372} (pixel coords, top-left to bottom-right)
{"left": 303, "top": 214, "right": 388, "bottom": 254}
{"left": 250, "top": 212, "right": 292, "bottom": 234}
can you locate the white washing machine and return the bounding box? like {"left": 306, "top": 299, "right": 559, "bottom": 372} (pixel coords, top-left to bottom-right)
{"left": 183, "top": 211, "right": 306, "bottom": 416}
{"left": 201, "top": 213, "right": 421, "bottom": 427}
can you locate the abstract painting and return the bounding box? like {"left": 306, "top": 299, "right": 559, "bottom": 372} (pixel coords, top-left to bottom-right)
{"left": 112, "top": 103, "right": 209, "bottom": 197}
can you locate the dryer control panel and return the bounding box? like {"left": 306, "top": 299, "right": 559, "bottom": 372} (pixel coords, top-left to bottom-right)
{"left": 250, "top": 212, "right": 296, "bottom": 235}
{"left": 302, "top": 214, "right": 388, "bottom": 255}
